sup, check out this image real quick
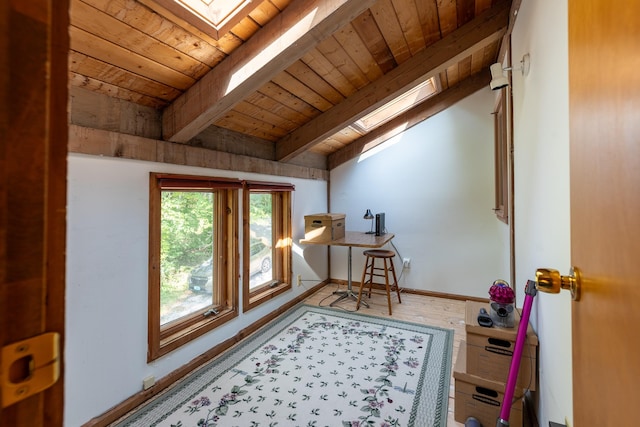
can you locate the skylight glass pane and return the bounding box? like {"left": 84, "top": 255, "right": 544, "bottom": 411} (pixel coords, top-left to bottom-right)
{"left": 354, "top": 78, "right": 437, "bottom": 131}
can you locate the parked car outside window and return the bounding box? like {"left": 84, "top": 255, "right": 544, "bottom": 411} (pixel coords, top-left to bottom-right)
{"left": 188, "top": 238, "right": 271, "bottom": 293}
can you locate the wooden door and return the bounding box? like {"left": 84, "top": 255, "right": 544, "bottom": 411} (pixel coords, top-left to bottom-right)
{"left": 569, "top": 0, "right": 640, "bottom": 425}
{"left": 0, "top": 1, "right": 68, "bottom": 425}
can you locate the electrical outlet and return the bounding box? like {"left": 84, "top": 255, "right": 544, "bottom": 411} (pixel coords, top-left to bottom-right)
{"left": 142, "top": 376, "right": 155, "bottom": 390}
{"left": 402, "top": 258, "right": 411, "bottom": 268}
{"left": 297, "top": 274, "right": 302, "bottom": 286}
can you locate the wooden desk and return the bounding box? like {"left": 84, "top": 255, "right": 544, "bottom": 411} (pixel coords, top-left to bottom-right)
{"left": 301, "top": 231, "right": 395, "bottom": 306}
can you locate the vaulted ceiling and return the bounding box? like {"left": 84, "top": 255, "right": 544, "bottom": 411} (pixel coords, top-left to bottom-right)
{"left": 69, "top": 0, "right": 518, "bottom": 170}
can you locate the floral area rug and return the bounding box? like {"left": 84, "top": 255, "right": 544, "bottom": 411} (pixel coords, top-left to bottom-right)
{"left": 113, "top": 304, "right": 453, "bottom": 427}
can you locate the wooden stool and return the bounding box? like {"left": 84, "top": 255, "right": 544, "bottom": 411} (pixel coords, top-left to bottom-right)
{"left": 356, "top": 249, "right": 401, "bottom": 315}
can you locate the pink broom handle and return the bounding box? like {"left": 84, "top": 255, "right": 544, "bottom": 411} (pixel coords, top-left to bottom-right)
{"left": 496, "top": 280, "right": 537, "bottom": 427}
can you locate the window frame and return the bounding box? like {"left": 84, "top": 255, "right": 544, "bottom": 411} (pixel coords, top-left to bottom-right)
{"left": 242, "top": 181, "right": 294, "bottom": 312}
{"left": 351, "top": 77, "right": 438, "bottom": 133}
{"left": 148, "top": 173, "right": 240, "bottom": 361}
{"left": 152, "top": 0, "right": 256, "bottom": 40}
{"left": 493, "top": 89, "right": 509, "bottom": 224}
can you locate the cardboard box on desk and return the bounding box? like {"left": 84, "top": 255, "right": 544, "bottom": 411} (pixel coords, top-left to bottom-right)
{"left": 465, "top": 301, "right": 538, "bottom": 391}
{"left": 454, "top": 344, "right": 524, "bottom": 427}
{"left": 304, "top": 213, "right": 345, "bottom": 242}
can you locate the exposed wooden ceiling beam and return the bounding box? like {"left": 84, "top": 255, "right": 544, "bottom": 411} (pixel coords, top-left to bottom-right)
{"left": 275, "top": 1, "right": 510, "bottom": 162}
{"left": 162, "top": 0, "right": 378, "bottom": 143}
{"left": 327, "top": 71, "right": 491, "bottom": 169}
{"left": 68, "top": 125, "right": 328, "bottom": 180}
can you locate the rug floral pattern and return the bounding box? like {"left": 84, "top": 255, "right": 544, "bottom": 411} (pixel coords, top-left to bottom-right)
{"left": 114, "top": 305, "right": 452, "bottom": 427}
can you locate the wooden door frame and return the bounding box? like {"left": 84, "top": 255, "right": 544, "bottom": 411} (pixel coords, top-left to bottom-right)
{"left": 0, "top": 1, "right": 68, "bottom": 424}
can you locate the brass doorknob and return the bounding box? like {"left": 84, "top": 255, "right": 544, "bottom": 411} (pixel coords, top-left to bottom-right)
{"left": 535, "top": 267, "right": 582, "bottom": 301}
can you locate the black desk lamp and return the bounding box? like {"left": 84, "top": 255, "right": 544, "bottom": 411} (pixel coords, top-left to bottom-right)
{"left": 363, "top": 209, "right": 375, "bottom": 234}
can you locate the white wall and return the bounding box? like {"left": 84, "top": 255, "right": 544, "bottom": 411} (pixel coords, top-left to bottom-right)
{"left": 330, "top": 89, "right": 511, "bottom": 298}
{"left": 65, "top": 154, "right": 328, "bottom": 426}
{"left": 511, "top": 0, "right": 573, "bottom": 425}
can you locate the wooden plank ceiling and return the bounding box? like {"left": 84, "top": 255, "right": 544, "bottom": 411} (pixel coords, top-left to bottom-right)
{"left": 69, "top": 0, "right": 515, "bottom": 170}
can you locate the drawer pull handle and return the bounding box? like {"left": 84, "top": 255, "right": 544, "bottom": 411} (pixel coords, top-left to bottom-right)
{"left": 472, "top": 393, "right": 500, "bottom": 406}
{"left": 485, "top": 345, "right": 514, "bottom": 357}
{"left": 487, "top": 337, "right": 512, "bottom": 348}
{"left": 474, "top": 386, "right": 499, "bottom": 398}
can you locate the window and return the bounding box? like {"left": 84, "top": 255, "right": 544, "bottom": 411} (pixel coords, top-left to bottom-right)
{"left": 493, "top": 90, "right": 509, "bottom": 223}
{"left": 351, "top": 78, "right": 437, "bottom": 133}
{"left": 242, "top": 181, "right": 294, "bottom": 311}
{"left": 148, "top": 173, "right": 240, "bottom": 361}
{"left": 153, "top": 0, "right": 257, "bottom": 40}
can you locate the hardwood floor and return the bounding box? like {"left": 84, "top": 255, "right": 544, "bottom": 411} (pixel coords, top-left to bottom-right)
{"left": 302, "top": 283, "right": 468, "bottom": 427}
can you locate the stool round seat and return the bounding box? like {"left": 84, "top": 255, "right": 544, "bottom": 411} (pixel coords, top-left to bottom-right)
{"left": 363, "top": 249, "right": 395, "bottom": 258}
{"left": 357, "top": 249, "right": 401, "bottom": 315}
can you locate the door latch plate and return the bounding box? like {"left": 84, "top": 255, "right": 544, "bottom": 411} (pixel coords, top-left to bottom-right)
{"left": 1, "top": 332, "right": 60, "bottom": 408}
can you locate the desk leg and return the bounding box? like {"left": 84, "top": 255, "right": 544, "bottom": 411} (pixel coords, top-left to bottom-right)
{"left": 330, "top": 246, "right": 368, "bottom": 307}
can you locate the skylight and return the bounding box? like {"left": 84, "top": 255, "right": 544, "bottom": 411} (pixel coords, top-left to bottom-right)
{"left": 352, "top": 77, "right": 438, "bottom": 132}
{"left": 155, "top": 0, "right": 256, "bottom": 39}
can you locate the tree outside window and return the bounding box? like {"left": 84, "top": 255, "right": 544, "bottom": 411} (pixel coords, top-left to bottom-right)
{"left": 248, "top": 192, "right": 274, "bottom": 291}
{"left": 160, "top": 191, "right": 213, "bottom": 324}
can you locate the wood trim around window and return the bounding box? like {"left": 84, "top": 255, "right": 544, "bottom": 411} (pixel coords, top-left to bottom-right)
{"left": 493, "top": 89, "right": 509, "bottom": 223}
{"left": 242, "top": 183, "right": 293, "bottom": 312}
{"left": 148, "top": 173, "right": 239, "bottom": 361}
